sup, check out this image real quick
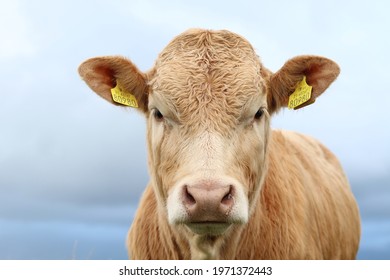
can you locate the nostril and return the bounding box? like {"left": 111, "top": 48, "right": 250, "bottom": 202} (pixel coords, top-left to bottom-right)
{"left": 221, "top": 185, "right": 235, "bottom": 206}
{"left": 184, "top": 185, "right": 196, "bottom": 206}
{"left": 221, "top": 193, "right": 233, "bottom": 204}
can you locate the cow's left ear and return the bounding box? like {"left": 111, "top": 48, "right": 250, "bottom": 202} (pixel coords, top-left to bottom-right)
{"left": 78, "top": 56, "right": 149, "bottom": 113}
{"left": 267, "top": 55, "right": 340, "bottom": 113}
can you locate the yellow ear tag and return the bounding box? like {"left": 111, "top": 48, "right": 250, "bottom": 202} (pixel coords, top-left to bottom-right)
{"left": 288, "top": 76, "right": 313, "bottom": 110}
{"left": 110, "top": 83, "right": 138, "bottom": 108}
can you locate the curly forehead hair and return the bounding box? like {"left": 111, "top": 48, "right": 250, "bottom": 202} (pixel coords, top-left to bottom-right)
{"left": 148, "top": 29, "right": 267, "bottom": 133}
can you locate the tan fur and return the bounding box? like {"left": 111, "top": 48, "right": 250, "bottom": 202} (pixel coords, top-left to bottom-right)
{"left": 78, "top": 29, "right": 360, "bottom": 259}
{"left": 128, "top": 130, "right": 360, "bottom": 259}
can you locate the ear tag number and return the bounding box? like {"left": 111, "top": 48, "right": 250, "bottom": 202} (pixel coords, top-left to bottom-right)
{"left": 110, "top": 83, "right": 138, "bottom": 108}
{"left": 288, "top": 76, "right": 313, "bottom": 110}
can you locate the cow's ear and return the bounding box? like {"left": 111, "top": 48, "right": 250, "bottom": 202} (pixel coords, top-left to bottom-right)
{"left": 267, "top": 55, "right": 340, "bottom": 114}
{"left": 78, "top": 56, "right": 149, "bottom": 113}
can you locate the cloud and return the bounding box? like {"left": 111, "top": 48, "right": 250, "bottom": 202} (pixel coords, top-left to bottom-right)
{"left": 0, "top": 103, "right": 149, "bottom": 209}
{"left": 357, "top": 219, "right": 390, "bottom": 260}
{"left": 0, "top": 0, "right": 37, "bottom": 59}
{"left": 0, "top": 191, "right": 137, "bottom": 226}
{"left": 0, "top": 219, "right": 128, "bottom": 259}
{"left": 1, "top": 0, "right": 389, "bottom": 260}
{"left": 352, "top": 174, "right": 390, "bottom": 219}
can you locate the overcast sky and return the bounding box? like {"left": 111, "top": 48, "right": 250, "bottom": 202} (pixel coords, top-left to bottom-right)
{"left": 0, "top": 0, "right": 389, "bottom": 259}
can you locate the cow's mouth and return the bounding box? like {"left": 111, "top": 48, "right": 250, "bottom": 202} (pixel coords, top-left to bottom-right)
{"left": 185, "top": 222, "right": 231, "bottom": 236}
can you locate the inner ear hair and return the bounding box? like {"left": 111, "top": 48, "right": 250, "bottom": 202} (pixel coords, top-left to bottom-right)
{"left": 267, "top": 55, "right": 340, "bottom": 113}
{"left": 78, "top": 56, "right": 150, "bottom": 113}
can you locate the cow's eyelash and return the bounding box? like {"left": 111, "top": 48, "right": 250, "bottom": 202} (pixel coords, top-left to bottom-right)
{"left": 253, "top": 107, "right": 269, "bottom": 122}
{"left": 153, "top": 109, "right": 164, "bottom": 121}
{"left": 254, "top": 108, "right": 264, "bottom": 120}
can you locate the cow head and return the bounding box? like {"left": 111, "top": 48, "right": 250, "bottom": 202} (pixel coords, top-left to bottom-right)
{"left": 78, "top": 29, "right": 339, "bottom": 259}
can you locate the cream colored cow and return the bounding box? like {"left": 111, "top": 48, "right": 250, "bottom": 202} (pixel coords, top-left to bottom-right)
{"left": 78, "top": 29, "right": 360, "bottom": 259}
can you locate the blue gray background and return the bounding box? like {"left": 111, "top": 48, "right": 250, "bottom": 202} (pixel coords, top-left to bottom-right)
{"left": 0, "top": 0, "right": 389, "bottom": 259}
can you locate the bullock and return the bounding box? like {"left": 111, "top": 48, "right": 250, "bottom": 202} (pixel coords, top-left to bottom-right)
{"left": 78, "top": 29, "right": 360, "bottom": 259}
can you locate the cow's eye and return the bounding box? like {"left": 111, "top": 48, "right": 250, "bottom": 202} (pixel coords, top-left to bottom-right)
{"left": 254, "top": 108, "right": 264, "bottom": 120}
{"left": 153, "top": 109, "right": 164, "bottom": 121}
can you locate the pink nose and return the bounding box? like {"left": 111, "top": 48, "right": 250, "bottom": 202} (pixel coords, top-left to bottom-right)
{"left": 182, "top": 181, "right": 235, "bottom": 222}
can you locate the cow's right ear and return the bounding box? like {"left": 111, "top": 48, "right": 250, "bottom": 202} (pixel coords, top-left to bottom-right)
{"left": 78, "top": 56, "right": 149, "bottom": 113}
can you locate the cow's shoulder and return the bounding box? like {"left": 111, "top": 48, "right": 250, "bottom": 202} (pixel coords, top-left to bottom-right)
{"left": 248, "top": 129, "right": 359, "bottom": 259}
{"left": 268, "top": 129, "right": 344, "bottom": 174}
